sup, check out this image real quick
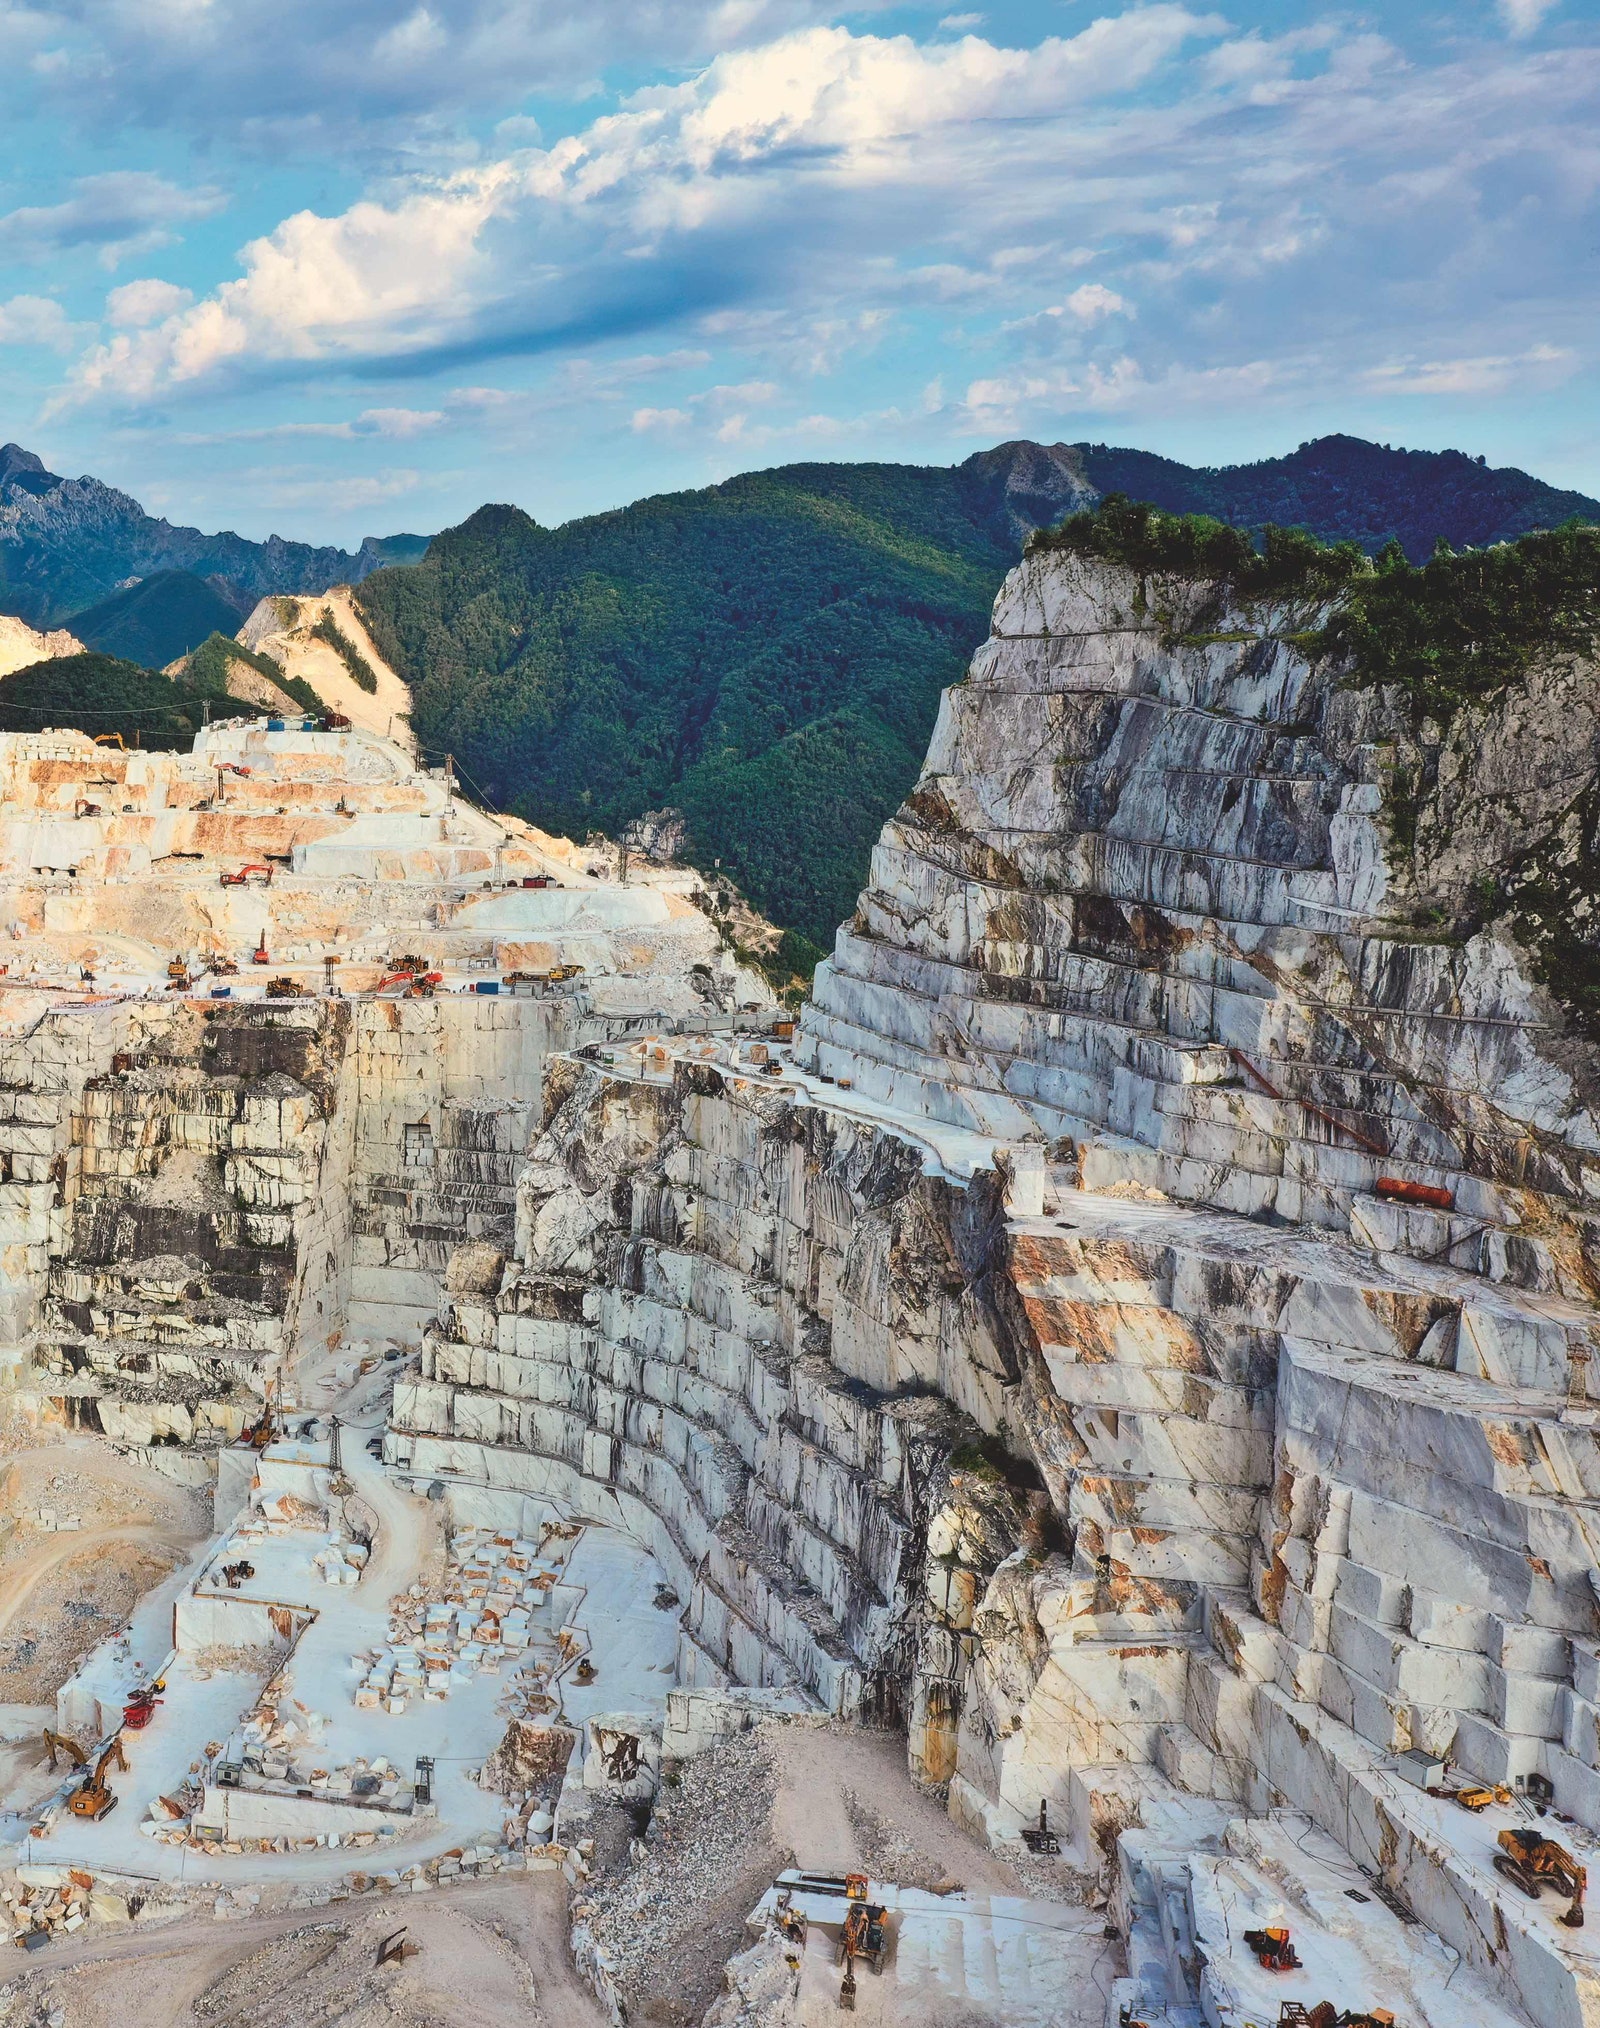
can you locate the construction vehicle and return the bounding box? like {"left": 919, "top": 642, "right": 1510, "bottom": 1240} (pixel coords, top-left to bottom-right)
{"left": 836, "top": 1874, "right": 888, "bottom": 1975}
{"left": 388, "top": 954, "right": 430, "bottom": 975}
{"left": 265, "top": 976, "right": 302, "bottom": 998}
{"left": 121, "top": 1682, "right": 164, "bottom": 1730}
{"left": 240, "top": 1385, "right": 279, "bottom": 1450}
{"left": 1277, "top": 2008, "right": 1395, "bottom": 2028}
{"left": 41, "top": 1730, "right": 85, "bottom": 1771}
{"left": 1453, "top": 1781, "right": 1513, "bottom": 1811}
{"left": 67, "top": 1736, "right": 128, "bottom": 1820}
{"left": 374, "top": 970, "right": 442, "bottom": 996}
{"left": 93, "top": 733, "right": 126, "bottom": 750}
{"left": 252, "top": 942, "right": 271, "bottom": 965}
{"left": 218, "top": 762, "right": 253, "bottom": 778}
{"left": 166, "top": 958, "right": 190, "bottom": 990}
{"left": 1243, "top": 1926, "right": 1302, "bottom": 1971}
{"left": 1495, "top": 1825, "right": 1586, "bottom": 1926}
{"left": 220, "top": 863, "right": 274, "bottom": 888}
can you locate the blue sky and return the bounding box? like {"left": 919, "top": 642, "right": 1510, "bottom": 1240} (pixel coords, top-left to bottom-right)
{"left": 0, "top": 0, "right": 1594, "bottom": 545}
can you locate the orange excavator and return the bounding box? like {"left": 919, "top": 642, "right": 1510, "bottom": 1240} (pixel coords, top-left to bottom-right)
{"left": 375, "top": 970, "right": 442, "bottom": 996}
{"left": 240, "top": 1382, "right": 279, "bottom": 1450}
{"left": 220, "top": 863, "right": 274, "bottom": 888}
{"left": 836, "top": 1874, "right": 888, "bottom": 1975}
{"left": 1496, "top": 1826, "right": 1586, "bottom": 1927}
{"left": 67, "top": 1735, "right": 128, "bottom": 1820}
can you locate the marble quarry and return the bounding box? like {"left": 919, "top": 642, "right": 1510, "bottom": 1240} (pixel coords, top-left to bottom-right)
{"left": 0, "top": 717, "right": 770, "bottom": 1442}
{"left": 390, "top": 544, "right": 1600, "bottom": 2028}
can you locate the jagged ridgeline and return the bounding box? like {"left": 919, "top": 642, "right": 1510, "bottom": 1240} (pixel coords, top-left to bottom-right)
{"left": 1032, "top": 496, "right": 1600, "bottom": 1031}
{"left": 351, "top": 445, "right": 1600, "bottom": 954}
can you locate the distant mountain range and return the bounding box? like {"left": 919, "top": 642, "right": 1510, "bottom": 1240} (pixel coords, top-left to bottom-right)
{"left": 0, "top": 442, "right": 428, "bottom": 635}
{"left": 355, "top": 433, "right": 1600, "bottom": 945}
{"left": 2, "top": 429, "right": 1593, "bottom": 943}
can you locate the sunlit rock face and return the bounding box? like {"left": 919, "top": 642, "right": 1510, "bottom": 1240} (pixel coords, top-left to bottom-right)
{"left": 402, "top": 547, "right": 1600, "bottom": 2028}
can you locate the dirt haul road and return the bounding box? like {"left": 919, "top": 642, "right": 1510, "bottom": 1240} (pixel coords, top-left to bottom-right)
{"left": 0, "top": 1874, "right": 607, "bottom": 2028}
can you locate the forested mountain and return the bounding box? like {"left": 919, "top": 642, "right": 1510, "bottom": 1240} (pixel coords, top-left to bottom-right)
{"left": 356, "top": 436, "right": 1600, "bottom": 946}
{"left": 70, "top": 570, "right": 244, "bottom": 667}
{"left": 0, "top": 443, "right": 428, "bottom": 629}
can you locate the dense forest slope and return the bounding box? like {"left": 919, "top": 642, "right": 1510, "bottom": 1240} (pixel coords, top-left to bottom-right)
{"left": 70, "top": 569, "right": 243, "bottom": 667}
{"left": 0, "top": 442, "right": 428, "bottom": 629}
{"left": 356, "top": 436, "right": 1600, "bottom": 945}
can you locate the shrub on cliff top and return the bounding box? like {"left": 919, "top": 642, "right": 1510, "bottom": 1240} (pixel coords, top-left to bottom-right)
{"left": 1029, "top": 492, "right": 1368, "bottom": 599}
{"left": 1323, "top": 521, "right": 1600, "bottom": 719}
{"left": 1034, "top": 495, "right": 1600, "bottom": 721}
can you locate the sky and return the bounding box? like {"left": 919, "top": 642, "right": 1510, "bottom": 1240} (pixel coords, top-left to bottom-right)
{"left": 0, "top": 0, "right": 1594, "bottom": 547}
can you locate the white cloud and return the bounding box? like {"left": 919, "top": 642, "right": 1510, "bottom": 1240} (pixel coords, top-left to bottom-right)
{"left": 37, "top": 7, "right": 1600, "bottom": 464}
{"left": 939, "top": 14, "right": 985, "bottom": 30}
{"left": 106, "top": 277, "right": 194, "bottom": 327}
{"left": 16, "top": 0, "right": 893, "bottom": 150}
{"left": 1362, "top": 345, "right": 1574, "bottom": 397}
{"left": 1499, "top": 0, "right": 1559, "bottom": 37}
{"left": 0, "top": 173, "right": 224, "bottom": 269}
{"left": 355, "top": 406, "right": 447, "bottom": 436}
{"left": 0, "top": 295, "right": 80, "bottom": 352}
{"left": 56, "top": 15, "right": 1218, "bottom": 402}
{"left": 1064, "top": 283, "right": 1132, "bottom": 322}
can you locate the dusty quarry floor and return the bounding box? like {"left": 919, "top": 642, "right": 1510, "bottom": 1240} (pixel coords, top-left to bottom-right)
{"left": 0, "top": 1873, "right": 604, "bottom": 2028}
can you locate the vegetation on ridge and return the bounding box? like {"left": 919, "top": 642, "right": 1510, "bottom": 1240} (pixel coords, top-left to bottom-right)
{"left": 0, "top": 652, "right": 233, "bottom": 745}
{"left": 310, "top": 610, "right": 380, "bottom": 693}
{"left": 354, "top": 443, "right": 1600, "bottom": 952}
{"left": 181, "top": 632, "right": 327, "bottom": 718}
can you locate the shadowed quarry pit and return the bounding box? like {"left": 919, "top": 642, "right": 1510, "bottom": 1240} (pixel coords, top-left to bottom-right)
{"left": 3, "top": 537, "right": 1600, "bottom": 2028}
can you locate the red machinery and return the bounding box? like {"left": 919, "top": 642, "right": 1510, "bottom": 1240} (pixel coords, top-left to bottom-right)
{"left": 1243, "top": 1927, "right": 1302, "bottom": 1971}
{"left": 121, "top": 1682, "right": 164, "bottom": 1731}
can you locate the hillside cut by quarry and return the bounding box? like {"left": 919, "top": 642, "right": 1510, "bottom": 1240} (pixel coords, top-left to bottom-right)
{"left": 2, "top": 516, "right": 1600, "bottom": 2028}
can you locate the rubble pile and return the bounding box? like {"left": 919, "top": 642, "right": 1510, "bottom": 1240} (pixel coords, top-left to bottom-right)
{"left": 570, "top": 1728, "right": 782, "bottom": 2028}
{"left": 363, "top": 1525, "right": 572, "bottom": 1715}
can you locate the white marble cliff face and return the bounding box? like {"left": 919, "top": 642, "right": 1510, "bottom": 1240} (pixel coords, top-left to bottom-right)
{"left": 398, "top": 546, "right": 1600, "bottom": 2028}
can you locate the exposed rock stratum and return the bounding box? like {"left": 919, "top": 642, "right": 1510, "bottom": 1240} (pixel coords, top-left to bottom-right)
{"left": 392, "top": 543, "right": 1600, "bottom": 2028}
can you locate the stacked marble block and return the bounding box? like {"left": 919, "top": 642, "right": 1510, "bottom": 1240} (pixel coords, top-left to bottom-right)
{"left": 392, "top": 1058, "right": 977, "bottom": 1721}
{"left": 32, "top": 1001, "right": 353, "bottom": 1441}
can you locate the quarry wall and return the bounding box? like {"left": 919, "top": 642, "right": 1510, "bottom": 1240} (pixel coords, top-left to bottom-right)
{"left": 390, "top": 545, "right": 1600, "bottom": 2028}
